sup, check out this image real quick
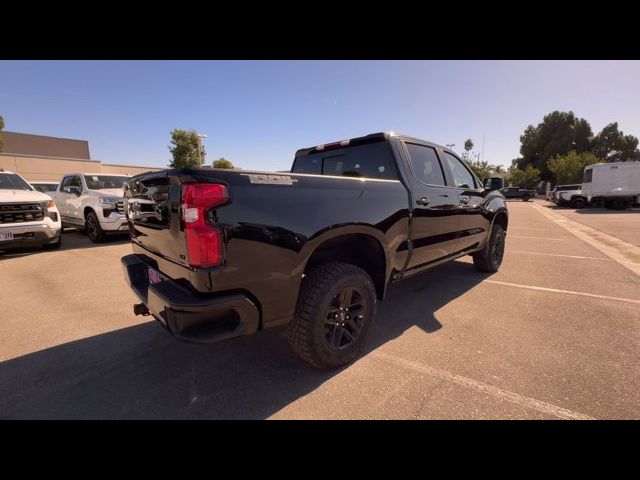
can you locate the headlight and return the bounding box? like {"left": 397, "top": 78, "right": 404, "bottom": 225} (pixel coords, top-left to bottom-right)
{"left": 99, "top": 196, "right": 120, "bottom": 205}
{"left": 42, "top": 201, "right": 58, "bottom": 220}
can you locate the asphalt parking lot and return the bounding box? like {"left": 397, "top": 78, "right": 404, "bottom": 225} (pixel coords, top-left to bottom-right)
{"left": 1, "top": 200, "right": 639, "bottom": 419}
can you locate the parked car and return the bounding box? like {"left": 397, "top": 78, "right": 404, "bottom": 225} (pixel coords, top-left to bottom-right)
{"left": 30, "top": 181, "right": 60, "bottom": 194}
{"left": 121, "top": 132, "right": 509, "bottom": 370}
{"left": 582, "top": 162, "right": 640, "bottom": 210}
{"left": 0, "top": 169, "right": 62, "bottom": 251}
{"left": 49, "top": 173, "right": 129, "bottom": 242}
{"left": 550, "top": 184, "right": 585, "bottom": 208}
{"left": 500, "top": 186, "right": 536, "bottom": 201}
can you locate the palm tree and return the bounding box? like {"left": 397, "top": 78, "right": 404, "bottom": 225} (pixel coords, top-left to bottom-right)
{"left": 464, "top": 139, "right": 474, "bottom": 161}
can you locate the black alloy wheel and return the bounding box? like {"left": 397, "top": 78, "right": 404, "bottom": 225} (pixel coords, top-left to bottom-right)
{"left": 324, "top": 286, "right": 366, "bottom": 350}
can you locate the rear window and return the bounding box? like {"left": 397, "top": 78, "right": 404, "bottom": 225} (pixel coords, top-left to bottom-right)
{"left": 292, "top": 142, "right": 398, "bottom": 180}
{"left": 583, "top": 169, "right": 593, "bottom": 183}
{"left": 557, "top": 185, "right": 580, "bottom": 191}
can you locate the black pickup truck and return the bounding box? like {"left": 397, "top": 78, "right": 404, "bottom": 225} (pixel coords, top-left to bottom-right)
{"left": 121, "top": 132, "right": 508, "bottom": 369}
{"left": 500, "top": 186, "right": 536, "bottom": 201}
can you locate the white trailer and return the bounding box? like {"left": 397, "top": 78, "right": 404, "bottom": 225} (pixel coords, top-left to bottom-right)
{"left": 582, "top": 161, "right": 640, "bottom": 209}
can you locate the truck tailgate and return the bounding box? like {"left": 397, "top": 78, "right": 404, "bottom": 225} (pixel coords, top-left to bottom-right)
{"left": 123, "top": 171, "right": 188, "bottom": 267}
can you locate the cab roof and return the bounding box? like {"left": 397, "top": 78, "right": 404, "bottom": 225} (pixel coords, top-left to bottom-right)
{"left": 294, "top": 132, "right": 450, "bottom": 158}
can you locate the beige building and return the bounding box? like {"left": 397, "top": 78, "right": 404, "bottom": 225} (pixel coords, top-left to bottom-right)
{"left": 0, "top": 131, "right": 166, "bottom": 181}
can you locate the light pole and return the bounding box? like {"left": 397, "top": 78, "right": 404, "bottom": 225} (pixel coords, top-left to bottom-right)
{"left": 197, "top": 133, "right": 207, "bottom": 165}
{"left": 445, "top": 143, "right": 456, "bottom": 150}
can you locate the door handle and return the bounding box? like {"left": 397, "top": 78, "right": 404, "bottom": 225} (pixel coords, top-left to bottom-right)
{"left": 459, "top": 196, "right": 470, "bottom": 206}
{"left": 416, "top": 197, "right": 430, "bottom": 206}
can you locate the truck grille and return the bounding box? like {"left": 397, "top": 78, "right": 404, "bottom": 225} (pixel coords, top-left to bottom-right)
{"left": 0, "top": 203, "right": 45, "bottom": 224}
{"left": 116, "top": 200, "right": 125, "bottom": 214}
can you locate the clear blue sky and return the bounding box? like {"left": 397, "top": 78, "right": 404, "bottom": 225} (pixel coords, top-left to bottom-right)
{"left": 1, "top": 60, "right": 639, "bottom": 170}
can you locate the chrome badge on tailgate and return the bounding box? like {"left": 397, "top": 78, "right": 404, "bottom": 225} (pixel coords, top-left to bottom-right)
{"left": 241, "top": 174, "right": 298, "bottom": 185}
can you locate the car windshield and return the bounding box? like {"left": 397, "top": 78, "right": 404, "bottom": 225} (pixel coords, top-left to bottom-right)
{"left": 0, "top": 173, "right": 33, "bottom": 190}
{"left": 33, "top": 183, "right": 58, "bottom": 192}
{"left": 85, "top": 175, "right": 127, "bottom": 190}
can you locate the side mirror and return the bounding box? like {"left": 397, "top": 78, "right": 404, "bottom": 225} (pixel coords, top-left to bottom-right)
{"left": 64, "top": 186, "right": 81, "bottom": 195}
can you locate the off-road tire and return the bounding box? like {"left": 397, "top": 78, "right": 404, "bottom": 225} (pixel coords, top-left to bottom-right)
{"left": 472, "top": 224, "right": 506, "bottom": 272}
{"left": 288, "top": 262, "right": 377, "bottom": 370}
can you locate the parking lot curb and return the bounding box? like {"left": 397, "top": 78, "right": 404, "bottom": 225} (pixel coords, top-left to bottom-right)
{"left": 530, "top": 203, "right": 640, "bottom": 277}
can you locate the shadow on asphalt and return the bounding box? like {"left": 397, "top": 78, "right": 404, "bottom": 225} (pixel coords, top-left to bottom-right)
{"left": 0, "top": 260, "right": 491, "bottom": 419}
{"left": 0, "top": 229, "right": 129, "bottom": 259}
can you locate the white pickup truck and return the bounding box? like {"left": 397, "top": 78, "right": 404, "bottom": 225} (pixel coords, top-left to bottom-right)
{"left": 0, "top": 169, "right": 62, "bottom": 251}
{"left": 49, "top": 172, "right": 129, "bottom": 242}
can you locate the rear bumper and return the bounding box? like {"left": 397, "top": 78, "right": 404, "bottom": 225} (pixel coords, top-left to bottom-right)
{"left": 121, "top": 254, "right": 259, "bottom": 344}
{"left": 0, "top": 223, "right": 61, "bottom": 249}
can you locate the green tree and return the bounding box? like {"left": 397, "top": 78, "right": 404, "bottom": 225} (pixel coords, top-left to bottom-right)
{"left": 465, "top": 159, "right": 491, "bottom": 182}
{"left": 212, "top": 157, "right": 234, "bottom": 169}
{"left": 0, "top": 115, "right": 5, "bottom": 152}
{"left": 168, "top": 129, "right": 205, "bottom": 168}
{"left": 548, "top": 150, "right": 601, "bottom": 185}
{"left": 507, "top": 165, "right": 540, "bottom": 189}
{"left": 464, "top": 138, "right": 474, "bottom": 160}
{"left": 517, "top": 111, "right": 593, "bottom": 180}
{"left": 590, "top": 122, "right": 640, "bottom": 162}
{"left": 493, "top": 165, "right": 505, "bottom": 174}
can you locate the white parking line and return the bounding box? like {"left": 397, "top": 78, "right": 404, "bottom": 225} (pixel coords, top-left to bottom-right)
{"left": 371, "top": 351, "right": 594, "bottom": 420}
{"left": 530, "top": 203, "right": 640, "bottom": 276}
{"left": 509, "top": 250, "right": 640, "bottom": 266}
{"left": 484, "top": 279, "right": 640, "bottom": 305}
{"left": 509, "top": 235, "right": 566, "bottom": 241}
{"left": 509, "top": 251, "right": 614, "bottom": 262}
{"left": 427, "top": 272, "right": 640, "bottom": 305}
{"left": 509, "top": 227, "right": 556, "bottom": 231}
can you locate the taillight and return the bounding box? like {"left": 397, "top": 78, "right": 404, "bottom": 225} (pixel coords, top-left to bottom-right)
{"left": 181, "top": 183, "right": 228, "bottom": 268}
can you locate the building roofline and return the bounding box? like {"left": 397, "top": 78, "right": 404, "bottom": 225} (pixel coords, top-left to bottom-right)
{"left": 2, "top": 130, "right": 89, "bottom": 144}
{"left": 0, "top": 152, "right": 100, "bottom": 163}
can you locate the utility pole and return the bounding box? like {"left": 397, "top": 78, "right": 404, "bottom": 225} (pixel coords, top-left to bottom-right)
{"left": 481, "top": 135, "right": 485, "bottom": 164}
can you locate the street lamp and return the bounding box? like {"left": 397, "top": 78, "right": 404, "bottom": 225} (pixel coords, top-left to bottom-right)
{"left": 445, "top": 143, "right": 456, "bottom": 150}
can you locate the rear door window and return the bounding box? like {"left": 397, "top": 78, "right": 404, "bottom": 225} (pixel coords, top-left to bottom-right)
{"left": 292, "top": 142, "right": 397, "bottom": 180}
{"left": 405, "top": 143, "right": 446, "bottom": 186}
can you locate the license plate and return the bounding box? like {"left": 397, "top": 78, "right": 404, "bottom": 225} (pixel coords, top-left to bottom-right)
{"left": 0, "top": 232, "right": 14, "bottom": 241}
{"left": 148, "top": 267, "right": 162, "bottom": 285}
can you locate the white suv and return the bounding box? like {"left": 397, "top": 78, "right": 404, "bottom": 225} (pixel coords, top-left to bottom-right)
{"left": 50, "top": 173, "right": 129, "bottom": 242}
{"left": 0, "top": 170, "right": 62, "bottom": 251}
